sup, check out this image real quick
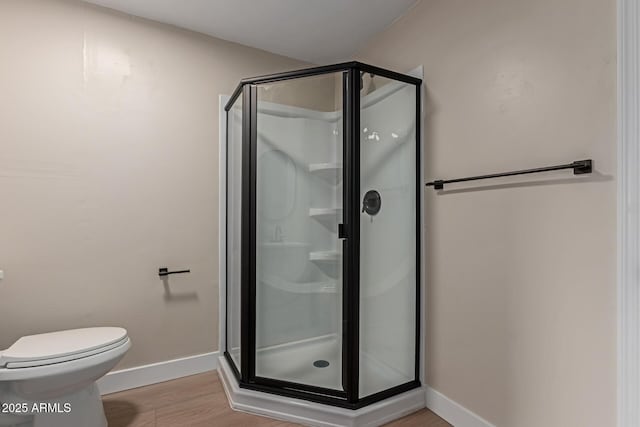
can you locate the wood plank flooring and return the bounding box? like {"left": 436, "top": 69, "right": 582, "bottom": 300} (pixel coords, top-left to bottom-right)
{"left": 103, "top": 372, "right": 451, "bottom": 426}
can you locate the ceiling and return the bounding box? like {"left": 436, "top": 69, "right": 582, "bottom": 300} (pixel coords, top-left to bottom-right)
{"left": 82, "top": 0, "right": 418, "bottom": 64}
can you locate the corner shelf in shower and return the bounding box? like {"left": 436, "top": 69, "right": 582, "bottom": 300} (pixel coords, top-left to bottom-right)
{"left": 263, "top": 275, "right": 337, "bottom": 294}
{"left": 297, "top": 280, "right": 336, "bottom": 294}
{"left": 309, "top": 250, "right": 339, "bottom": 266}
{"left": 308, "top": 163, "right": 342, "bottom": 185}
{"left": 309, "top": 208, "right": 342, "bottom": 231}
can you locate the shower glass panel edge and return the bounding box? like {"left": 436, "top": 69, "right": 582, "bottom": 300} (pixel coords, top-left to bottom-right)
{"left": 225, "top": 92, "right": 243, "bottom": 381}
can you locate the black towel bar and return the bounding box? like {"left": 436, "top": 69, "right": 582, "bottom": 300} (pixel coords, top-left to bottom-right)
{"left": 425, "top": 159, "right": 592, "bottom": 190}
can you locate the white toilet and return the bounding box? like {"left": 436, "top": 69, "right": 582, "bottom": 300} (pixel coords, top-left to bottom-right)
{"left": 0, "top": 327, "right": 130, "bottom": 427}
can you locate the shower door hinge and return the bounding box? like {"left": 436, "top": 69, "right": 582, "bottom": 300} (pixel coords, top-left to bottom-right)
{"left": 338, "top": 223, "right": 347, "bottom": 239}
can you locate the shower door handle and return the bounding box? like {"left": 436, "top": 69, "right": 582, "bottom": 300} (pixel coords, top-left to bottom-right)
{"left": 338, "top": 223, "right": 347, "bottom": 239}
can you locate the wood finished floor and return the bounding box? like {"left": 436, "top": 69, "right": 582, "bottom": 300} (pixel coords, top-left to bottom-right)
{"left": 103, "top": 372, "right": 451, "bottom": 427}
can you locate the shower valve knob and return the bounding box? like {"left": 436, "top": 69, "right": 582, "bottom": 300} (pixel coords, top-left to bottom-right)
{"left": 362, "top": 190, "right": 381, "bottom": 216}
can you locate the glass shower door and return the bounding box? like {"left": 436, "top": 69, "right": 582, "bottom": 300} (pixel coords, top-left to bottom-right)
{"left": 253, "top": 72, "right": 346, "bottom": 393}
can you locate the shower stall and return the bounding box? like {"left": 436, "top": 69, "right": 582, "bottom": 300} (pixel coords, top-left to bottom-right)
{"left": 220, "top": 61, "right": 422, "bottom": 419}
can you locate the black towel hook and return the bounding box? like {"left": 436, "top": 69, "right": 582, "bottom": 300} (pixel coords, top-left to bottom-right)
{"left": 159, "top": 267, "right": 191, "bottom": 277}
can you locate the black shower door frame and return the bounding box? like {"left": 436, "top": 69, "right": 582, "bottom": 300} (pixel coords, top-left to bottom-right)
{"left": 223, "top": 61, "right": 422, "bottom": 409}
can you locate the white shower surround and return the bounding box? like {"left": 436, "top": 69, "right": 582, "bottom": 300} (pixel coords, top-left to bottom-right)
{"left": 217, "top": 66, "right": 425, "bottom": 426}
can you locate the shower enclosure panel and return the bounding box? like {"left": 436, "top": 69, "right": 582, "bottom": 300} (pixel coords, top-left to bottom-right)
{"left": 224, "top": 62, "right": 421, "bottom": 409}
{"left": 358, "top": 75, "right": 419, "bottom": 398}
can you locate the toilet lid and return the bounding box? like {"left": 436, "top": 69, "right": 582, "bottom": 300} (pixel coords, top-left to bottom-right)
{"left": 0, "top": 327, "right": 127, "bottom": 368}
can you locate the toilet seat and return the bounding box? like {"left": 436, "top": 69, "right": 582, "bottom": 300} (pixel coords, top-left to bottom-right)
{"left": 0, "top": 327, "right": 128, "bottom": 369}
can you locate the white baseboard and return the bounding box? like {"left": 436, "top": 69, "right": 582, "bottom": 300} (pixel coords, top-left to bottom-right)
{"left": 425, "top": 387, "right": 495, "bottom": 427}
{"left": 97, "top": 351, "right": 219, "bottom": 395}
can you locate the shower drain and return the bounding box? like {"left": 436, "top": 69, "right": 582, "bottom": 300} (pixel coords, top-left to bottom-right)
{"left": 313, "top": 360, "right": 330, "bottom": 368}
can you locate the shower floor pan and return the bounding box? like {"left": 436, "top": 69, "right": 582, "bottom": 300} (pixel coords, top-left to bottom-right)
{"left": 256, "top": 334, "right": 412, "bottom": 398}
